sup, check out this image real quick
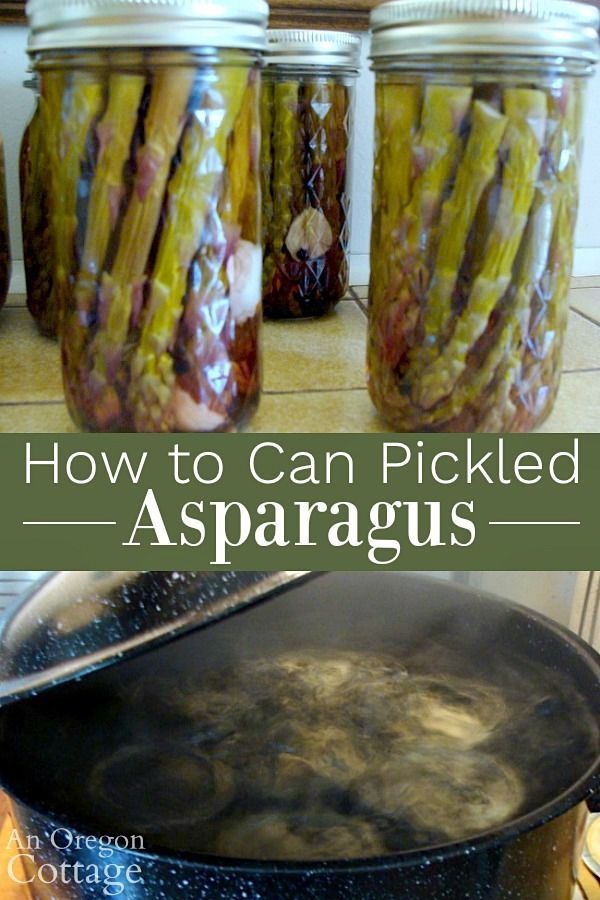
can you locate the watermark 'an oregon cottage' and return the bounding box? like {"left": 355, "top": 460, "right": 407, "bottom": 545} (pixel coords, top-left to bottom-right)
{"left": 6, "top": 827, "right": 145, "bottom": 897}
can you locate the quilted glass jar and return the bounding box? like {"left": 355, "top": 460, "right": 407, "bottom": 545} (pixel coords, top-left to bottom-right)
{"left": 262, "top": 31, "right": 360, "bottom": 319}
{"left": 26, "top": 0, "right": 267, "bottom": 432}
{"left": 368, "top": 0, "right": 599, "bottom": 432}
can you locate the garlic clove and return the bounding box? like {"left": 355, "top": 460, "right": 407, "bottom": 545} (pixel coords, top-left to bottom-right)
{"left": 286, "top": 208, "right": 334, "bottom": 262}
{"left": 227, "top": 239, "right": 262, "bottom": 325}
{"left": 171, "top": 388, "right": 226, "bottom": 433}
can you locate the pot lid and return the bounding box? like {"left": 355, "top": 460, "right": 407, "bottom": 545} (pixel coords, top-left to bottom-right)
{"left": 370, "top": 0, "right": 600, "bottom": 63}
{"left": 0, "top": 571, "right": 321, "bottom": 706}
{"left": 26, "top": 0, "right": 268, "bottom": 52}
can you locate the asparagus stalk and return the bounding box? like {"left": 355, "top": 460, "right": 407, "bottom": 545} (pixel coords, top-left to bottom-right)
{"left": 509, "top": 84, "right": 582, "bottom": 430}
{"left": 86, "top": 67, "right": 195, "bottom": 425}
{"left": 34, "top": 70, "right": 65, "bottom": 335}
{"left": 262, "top": 80, "right": 299, "bottom": 293}
{"left": 74, "top": 72, "right": 146, "bottom": 320}
{"left": 371, "top": 85, "right": 471, "bottom": 378}
{"left": 418, "top": 101, "right": 508, "bottom": 361}
{"left": 260, "top": 76, "right": 274, "bottom": 252}
{"left": 426, "top": 85, "right": 580, "bottom": 432}
{"left": 368, "top": 84, "right": 420, "bottom": 375}
{"left": 63, "top": 72, "right": 146, "bottom": 417}
{"left": 401, "top": 85, "right": 472, "bottom": 263}
{"left": 128, "top": 69, "right": 249, "bottom": 432}
{"left": 169, "top": 73, "right": 262, "bottom": 431}
{"left": 172, "top": 73, "right": 262, "bottom": 431}
{"left": 21, "top": 99, "right": 52, "bottom": 329}
{"left": 49, "top": 73, "right": 104, "bottom": 334}
{"left": 424, "top": 160, "right": 559, "bottom": 429}
{"left": 222, "top": 70, "right": 260, "bottom": 241}
{"left": 415, "top": 88, "right": 547, "bottom": 411}
{"left": 379, "top": 83, "right": 420, "bottom": 231}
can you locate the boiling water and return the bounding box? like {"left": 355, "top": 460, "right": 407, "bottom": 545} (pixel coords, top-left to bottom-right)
{"left": 80, "top": 648, "right": 592, "bottom": 861}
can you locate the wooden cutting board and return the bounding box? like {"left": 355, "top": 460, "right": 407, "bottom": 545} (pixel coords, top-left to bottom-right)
{"left": 0, "top": 795, "right": 597, "bottom": 900}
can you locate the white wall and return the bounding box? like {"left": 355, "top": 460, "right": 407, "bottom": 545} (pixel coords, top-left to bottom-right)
{"left": 0, "top": 25, "right": 31, "bottom": 263}
{"left": 1, "top": 26, "right": 599, "bottom": 278}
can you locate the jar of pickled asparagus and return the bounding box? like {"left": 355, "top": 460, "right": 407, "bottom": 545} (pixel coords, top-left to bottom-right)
{"left": 368, "top": 0, "right": 599, "bottom": 433}
{"left": 26, "top": 0, "right": 267, "bottom": 432}
{"left": 20, "top": 74, "right": 54, "bottom": 335}
{"left": 0, "top": 134, "right": 10, "bottom": 311}
{"left": 262, "top": 30, "right": 360, "bottom": 319}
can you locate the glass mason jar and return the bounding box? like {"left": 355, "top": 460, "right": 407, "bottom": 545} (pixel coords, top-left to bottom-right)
{"left": 262, "top": 31, "right": 360, "bottom": 319}
{"left": 368, "top": 0, "right": 599, "bottom": 433}
{"left": 26, "top": 0, "right": 267, "bottom": 432}
{"left": 0, "top": 136, "right": 10, "bottom": 310}
{"left": 20, "top": 74, "right": 56, "bottom": 336}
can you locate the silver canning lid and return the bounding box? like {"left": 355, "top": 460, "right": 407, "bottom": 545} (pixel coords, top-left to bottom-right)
{"left": 26, "top": 0, "right": 268, "bottom": 53}
{"left": 267, "top": 29, "right": 362, "bottom": 69}
{"left": 370, "top": 0, "right": 600, "bottom": 62}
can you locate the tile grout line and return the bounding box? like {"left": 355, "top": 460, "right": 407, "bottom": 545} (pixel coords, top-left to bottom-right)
{"left": 353, "top": 298, "right": 368, "bottom": 319}
{"left": 265, "top": 386, "right": 369, "bottom": 396}
{"left": 568, "top": 307, "right": 600, "bottom": 329}
{"left": 3, "top": 366, "right": 600, "bottom": 410}
{"left": 0, "top": 400, "right": 66, "bottom": 409}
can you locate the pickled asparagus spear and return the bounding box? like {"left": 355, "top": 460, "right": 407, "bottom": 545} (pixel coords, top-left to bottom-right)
{"left": 86, "top": 67, "right": 195, "bottom": 423}
{"left": 418, "top": 101, "right": 508, "bottom": 359}
{"left": 446, "top": 86, "right": 577, "bottom": 432}
{"left": 415, "top": 88, "right": 547, "bottom": 410}
{"left": 129, "top": 69, "right": 249, "bottom": 432}
{"left": 75, "top": 72, "right": 146, "bottom": 316}
{"left": 50, "top": 74, "right": 104, "bottom": 333}
{"left": 371, "top": 85, "right": 471, "bottom": 375}
{"left": 172, "top": 73, "right": 261, "bottom": 431}
{"left": 401, "top": 85, "right": 472, "bottom": 262}
{"left": 423, "top": 141, "right": 559, "bottom": 429}
{"left": 33, "top": 70, "right": 65, "bottom": 335}
{"left": 509, "top": 84, "right": 582, "bottom": 430}
{"left": 426, "top": 87, "right": 575, "bottom": 430}
{"left": 222, "top": 71, "right": 260, "bottom": 240}
{"left": 379, "top": 83, "right": 421, "bottom": 230}
{"left": 21, "top": 102, "right": 53, "bottom": 331}
{"left": 263, "top": 81, "right": 299, "bottom": 291}
{"left": 369, "top": 83, "right": 420, "bottom": 358}
{"left": 62, "top": 72, "right": 145, "bottom": 417}
{"left": 260, "top": 78, "right": 274, "bottom": 251}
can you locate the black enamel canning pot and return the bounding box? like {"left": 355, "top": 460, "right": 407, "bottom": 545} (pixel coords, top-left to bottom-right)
{"left": 0, "top": 572, "right": 597, "bottom": 900}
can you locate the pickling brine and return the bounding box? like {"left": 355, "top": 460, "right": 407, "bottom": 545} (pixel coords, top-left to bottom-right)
{"left": 368, "top": 1, "right": 599, "bottom": 433}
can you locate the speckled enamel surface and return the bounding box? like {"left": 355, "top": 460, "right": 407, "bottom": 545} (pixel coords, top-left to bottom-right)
{"left": 9, "top": 802, "right": 587, "bottom": 900}
{"left": 0, "top": 573, "right": 597, "bottom": 899}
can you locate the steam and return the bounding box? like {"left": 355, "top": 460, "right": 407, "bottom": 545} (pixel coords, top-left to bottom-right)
{"left": 88, "top": 651, "right": 531, "bottom": 861}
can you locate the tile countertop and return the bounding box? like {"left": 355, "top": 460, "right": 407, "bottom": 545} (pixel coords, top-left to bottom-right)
{"left": 1, "top": 280, "right": 599, "bottom": 433}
